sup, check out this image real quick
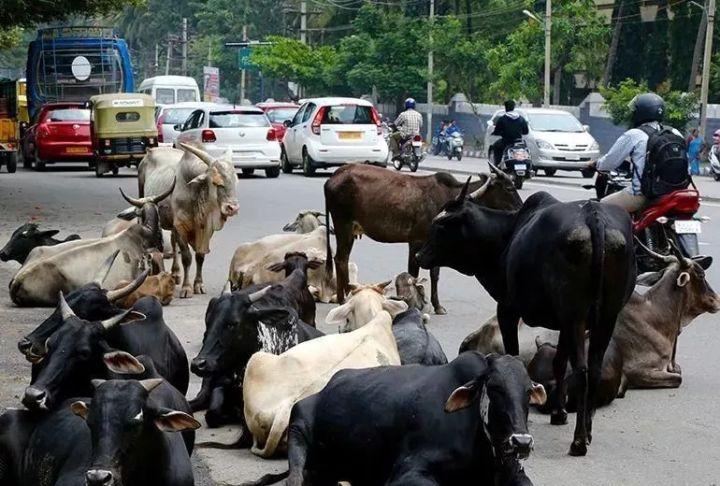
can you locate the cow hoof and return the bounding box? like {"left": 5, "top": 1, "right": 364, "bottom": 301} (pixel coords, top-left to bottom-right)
{"left": 569, "top": 439, "right": 588, "bottom": 456}
{"left": 550, "top": 410, "right": 568, "bottom": 425}
{"left": 434, "top": 305, "right": 447, "bottom": 315}
{"left": 194, "top": 282, "right": 206, "bottom": 294}
{"left": 180, "top": 286, "right": 193, "bottom": 298}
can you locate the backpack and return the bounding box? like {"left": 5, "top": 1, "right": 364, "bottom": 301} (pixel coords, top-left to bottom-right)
{"left": 637, "top": 125, "right": 690, "bottom": 198}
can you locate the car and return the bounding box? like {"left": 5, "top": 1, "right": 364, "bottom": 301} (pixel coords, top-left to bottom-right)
{"left": 256, "top": 102, "right": 299, "bottom": 143}
{"left": 280, "top": 97, "right": 389, "bottom": 176}
{"left": 485, "top": 108, "right": 601, "bottom": 177}
{"left": 156, "top": 102, "right": 216, "bottom": 146}
{"left": 21, "top": 102, "right": 92, "bottom": 170}
{"left": 174, "top": 104, "right": 282, "bottom": 178}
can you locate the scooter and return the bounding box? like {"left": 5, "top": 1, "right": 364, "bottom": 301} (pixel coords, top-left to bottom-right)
{"left": 389, "top": 124, "right": 424, "bottom": 172}
{"left": 445, "top": 132, "right": 464, "bottom": 161}
{"left": 500, "top": 141, "right": 534, "bottom": 190}
{"left": 709, "top": 147, "right": 720, "bottom": 181}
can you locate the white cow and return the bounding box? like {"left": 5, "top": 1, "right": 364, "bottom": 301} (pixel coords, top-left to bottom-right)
{"left": 243, "top": 308, "right": 401, "bottom": 458}
{"left": 325, "top": 281, "right": 408, "bottom": 333}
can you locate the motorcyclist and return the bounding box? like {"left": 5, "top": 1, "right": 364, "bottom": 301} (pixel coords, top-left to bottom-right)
{"left": 491, "top": 100, "right": 529, "bottom": 166}
{"left": 590, "top": 92, "right": 681, "bottom": 212}
{"left": 432, "top": 120, "right": 447, "bottom": 155}
{"left": 390, "top": 98, "right": 424, "bottom": 160}
{"left": 709, "top": 129, "right": 720, "bottom": 180}
{"left": 445, "top": 120, "right": 461, "bottom": 136}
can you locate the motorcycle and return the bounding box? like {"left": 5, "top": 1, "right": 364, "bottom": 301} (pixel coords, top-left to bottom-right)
{"left": 500, "top": 141, "right": 534, "bottom": 190}
{"left": 584, "top": 162, "right": 706, "bottom": 272}
{"left": 709, "top": 147, "right": 720, "bottom": 181}
{"left": 445, "top": 131, "right": 464, "bottom": 161}
{"left": 389, "top": 123, "right": 424, "bottom": 172}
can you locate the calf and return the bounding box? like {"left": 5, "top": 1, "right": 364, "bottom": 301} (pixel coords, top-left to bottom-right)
{"left": 392, "top": 271, "right": 429, "bottom": 311}
{"left": 392, "top": 308, "right": 448, "bottom": 365}
{"left": 21, "top": 379, "right": 199, "bottom": 486}
{"left": 113, "top": 271, "right": 175, "bottom": 308}
{"left": 417, "top": 186, "right": 636, "bottom": 456}
{"left": 324, "top": 281, "right": 408, "bottom": 333}
{"left": 0, "top": 222, "right": 80, "bottom": 264}
{"left": 243, "top": 307, "right": 401, "bottom": 458}
{"left": 252, "top": 353, "right": 545, "bottom": 486}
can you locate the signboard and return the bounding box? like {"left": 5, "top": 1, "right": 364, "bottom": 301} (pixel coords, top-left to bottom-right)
{"left": 238, "top": 47, "right": 256, "bottom": 70}
{"left": 203, "top": 66, "right": 220, "bottom": 102}
{"left": 111, "top": 99, "right": 144, "bottom": 107}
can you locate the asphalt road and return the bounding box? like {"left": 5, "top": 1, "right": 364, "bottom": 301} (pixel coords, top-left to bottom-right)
{"left": 1, "top": 160, "right": 719, "bottom": 486}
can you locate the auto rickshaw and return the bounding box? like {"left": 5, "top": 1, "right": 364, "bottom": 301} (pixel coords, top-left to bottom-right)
{"left": 0, "top": 78, "right": 29, "bottom": 173}
{"left": 88, "top": 93, "right": 158, "bottom": 177}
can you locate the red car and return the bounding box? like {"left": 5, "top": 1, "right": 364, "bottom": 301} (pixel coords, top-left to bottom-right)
{"left": 21, "top": 102, "right": 92, "bottom": 170}
{"left": 256, "top": 102, "right": 299, "bottom": 142}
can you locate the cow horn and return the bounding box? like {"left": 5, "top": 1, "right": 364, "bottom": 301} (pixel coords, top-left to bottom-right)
{"left": 667, "top": 239, "right": 691, "bottom": 267}
{"left": 469, "top": 174, "right": 494, "bottom": 200}
{"left": 179, "top": 143, "right": 214, "bottom": 166}
{"left": 139, "top": 378, "right": 164, "bottom": 393}
{"left": 148, "top": 177, "right": 176, "bottom": 204}
{"left": 634, "top": 237, "right": 677, "bottom": 264}
{"left": 100, "top": 309, "right": 133, "bottom": 330}
{"left": 119, "top": 187, "right": 145, "bottom": 208}
{"left": 106, "top": 270, "right": 150, "bottom": 302}
{"left": 93, "top": 250, "right": 121, "bottom": 286}
{"left": 222, "top": 280, "right": 232, "bottom": 295}
{"left": 58, "top": 291, "right": 76, "bottom": 321}
{"left": 248, "top": 286, "right": 271, "bottom": 303}
{"left": 487, "top": 161, "right": 501, "bottom": 174}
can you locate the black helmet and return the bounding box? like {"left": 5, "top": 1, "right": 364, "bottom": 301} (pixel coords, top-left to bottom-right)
{"left": 629, "top": 93, "right": 665, "bottom": 127}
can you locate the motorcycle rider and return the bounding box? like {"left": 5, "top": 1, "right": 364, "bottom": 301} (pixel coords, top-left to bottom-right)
{"left": 390, "top": 97, "right": 424, "bottom": 160}
{"left": 491, "top": 100, "right": 529, "bottom": 166}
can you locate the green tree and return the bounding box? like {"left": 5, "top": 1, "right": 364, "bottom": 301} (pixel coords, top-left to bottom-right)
{"left": 0, "top": 0, "right": 143, "bottom": 28}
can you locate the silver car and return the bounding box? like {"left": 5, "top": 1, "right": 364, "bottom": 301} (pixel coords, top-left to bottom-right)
{"left": 485, "top": 108, "right": 601, "bottom": 177}
{"left": 155, "top": 102, "right": 218, "bottom": 146}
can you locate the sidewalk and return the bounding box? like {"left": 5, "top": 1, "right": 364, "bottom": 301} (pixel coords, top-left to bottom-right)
{"left": 422, "top": 155, "right": 720, "bottom": 202}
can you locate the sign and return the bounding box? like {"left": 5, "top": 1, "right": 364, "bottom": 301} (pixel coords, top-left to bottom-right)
{"left": 71, "top": 56, "right": 92, "bottom": 81}
{"left": 238, "top": 47, "right": 256, "bottom": 70}
{"left": 111, "top": 99, "right": 144, "bottom": 107}
{"left": 203, "top": 66, "right": 220, "bottom": 102}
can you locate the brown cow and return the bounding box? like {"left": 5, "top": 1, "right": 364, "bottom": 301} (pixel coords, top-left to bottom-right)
{"left": 324, "top": 164, "right": 521, "bottom": 314}
{"left": 113, "top": 271, "right": 176, "bottom": 308}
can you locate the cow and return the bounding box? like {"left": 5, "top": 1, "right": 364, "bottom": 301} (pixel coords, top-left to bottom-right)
{"left": 22, "top": 292, "right": 189, "bottom": 412}
{"left": 140, "top": 143, "right": 239, "bottom": 298}
{"left": 246, "top": 352, "right": 545, "bottom": 486}
{"left": 20, "top": 379, "right": 199, "bottom": 486}
{"left": 0, "top": 408, "right": 36, "bottom": 486}
{"left": 113, "top": 271, "right": 175, "bottom": 308}
{"left": 392, "top": 308, "right": 448, "bottom": 365}
{"left": 416, "top": 185, "right": 636, "bottom": 456}
{"left": 325, "top": 281, "right": 409, "bottom": 333}
{"left": 282, "top": 210, "right": 326, "bottom": 234}
{"left": 9, "top": 184, "right": 173, "bottom": 307}
{"left": 0, "top": 223, "right": 80, "bottom": 264}
{"left": 228, "top": 226, "right": 359, "bottom": 303}
{"left": 242, "top": 307, "right": 402, "bottom": 458}
{"left": 102, "top": 216, "right": 174, "bottom": 272}
{"left": 324, "top": 164, "right": 522, "bottom": 314}
{"left": 392, "top": 271, "right": 429, "bottom": 311}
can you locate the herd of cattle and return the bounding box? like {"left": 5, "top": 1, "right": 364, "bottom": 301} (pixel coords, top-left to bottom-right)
{"left": 0, "top": 142, "right": 718, "bottom": 486}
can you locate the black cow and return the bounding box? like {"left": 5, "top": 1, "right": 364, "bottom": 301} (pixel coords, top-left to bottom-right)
{"left": 416, "top": 186, "right": 636, "bottom": 456}
{"left": 0, "top": 409, "right": 37, "bottom": 486}
{"left": 392, "top": 308, "right": 448, "bottom": 365}
{"left": 20, "top": 379, "right": 199, "bottom": 486}
{"left": 246, "top": 352, "right": 544, "bottom": 486}
{"left": 0, "top": 222, "right": 80, "bottom": 264}
{"left": 22, "top": 293, "right": 189, "bottom": 412}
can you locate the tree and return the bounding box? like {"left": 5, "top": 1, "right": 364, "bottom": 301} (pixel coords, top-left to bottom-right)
{"left": 0, "top": 0, "right": 143, "bottom": 28}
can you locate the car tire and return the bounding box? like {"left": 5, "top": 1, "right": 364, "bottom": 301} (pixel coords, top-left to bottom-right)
{"left": 112, "top": 166, "right": 119, "bottom": 176}
{"left": 265, "top": 166, "right": 280, "bottom": 178}
{"left": 302, "top": 149, "right": 316, "bottom": 177}
{"left": 581, "top": 168, "right": 595, "bottom": 179}
{"left": 34, "top": 149, "right": 45, "bottom": 171}
{"left": 241, "top": 168, "right": 255, "bottom": 176}
{"left": 281, "top": 147, "right": 293, "bottom": 174}
{"left": 543, "top": 168, "right": 556, "bottom": 176}
{"left": 6, "top": 152, "right": 17, "bottom": 173}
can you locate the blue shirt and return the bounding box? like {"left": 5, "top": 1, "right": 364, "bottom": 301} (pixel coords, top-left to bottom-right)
{"left": 597, "top": 122, "right": 662, "bottom": 195}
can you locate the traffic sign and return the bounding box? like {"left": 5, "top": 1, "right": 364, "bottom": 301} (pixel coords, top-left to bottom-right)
{"left": 238, "top": 47, "right": 256, "bottom": 70}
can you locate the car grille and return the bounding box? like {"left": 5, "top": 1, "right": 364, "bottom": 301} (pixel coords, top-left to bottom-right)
{"left": 552, "top": 156, "right": 592, "bottom": 162}
{"left": 555, "top": 144, "right": 589, "bottom": 151}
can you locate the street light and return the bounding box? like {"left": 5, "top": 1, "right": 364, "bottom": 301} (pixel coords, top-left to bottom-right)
{"left": 523, "top": 3, "right": 552, "bottom": 107}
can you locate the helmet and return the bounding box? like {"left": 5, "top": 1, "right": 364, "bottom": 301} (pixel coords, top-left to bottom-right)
{"left": 405, "top": 98, "right": 416, "bottom": 109}
{"left": 629, "top": 93, "right": 665, "bottom": 127}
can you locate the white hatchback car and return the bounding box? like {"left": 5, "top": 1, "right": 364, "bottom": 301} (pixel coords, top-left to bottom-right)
{"left": 280, "top": 97, "right": 389, "bottom": 176}
{"left": 156, "top": 102, "right": 216, "bottom": 146}
{"left": 174, "top": 105, "right": 282, "bottom": 178}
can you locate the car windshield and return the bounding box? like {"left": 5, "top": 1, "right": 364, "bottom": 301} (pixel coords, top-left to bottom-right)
{"left": 266, "top": 107, "right": 298, "bottom": 123}
{"left": 321, "top": 104, "right": 373, "bottom": 124}
{"left": 163, "top": 108, "right": 195, "bottom": 124}
{"left": 47, "top": 109, "right": 90, "bottom": 122}
{"left": 527, "top": 113, "right": 584, "bottom": 132}
{"left": 209, "top": 111, "right": 269, "bottom": 128}
{"left": 177, "top": 89, "right": 197, "bottom": 102}
{"left": 156, "top": 88, "right": 175, "bottom": 105}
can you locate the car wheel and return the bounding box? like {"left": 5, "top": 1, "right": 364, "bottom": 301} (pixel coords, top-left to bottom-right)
{"left": 241, "top": 168, "right": 255, "bottom": 176}
{"left": 34, "top": 149, "right": 45, "bottom": 171}
{"left": 581, "top": 168, "right": 595, "bottom": 179}
{"left": 302, "top": 149, "right": 316, "bottom": 177}
{"left": 265, "top": 166, "right": 280, "bottom": 178}
{"left": 281, "top": 147, "right": 293, "bottom": 174}
{"left": 543, "top": 168, "right": 556, "bottom": 177}
{"left": 6, "top": 152, "right": 17, "bottom": 173}
{"left": 112, "top": 166, "right": 119, "bottom": 176}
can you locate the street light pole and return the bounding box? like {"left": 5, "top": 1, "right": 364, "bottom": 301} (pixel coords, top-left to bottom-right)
{"left": 544, "top": 0, "right": 552, "bottom": 107}
{"left": 427, "top": 0, "right": 435, "bottom": 142}
{"left": 699, "top": 0, "right": 716, "bottom": 139}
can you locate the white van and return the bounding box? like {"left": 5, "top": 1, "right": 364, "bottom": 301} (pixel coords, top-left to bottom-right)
{"left": 138, "top": 76, "right": 200, "bottom": 106}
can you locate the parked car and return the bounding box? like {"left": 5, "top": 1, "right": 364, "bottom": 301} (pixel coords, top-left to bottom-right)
{"left": 137, "top": 75, "right": 200, "bottom": 106}
{"left": 174, "top": 104, "right": 282, "bottom": 178}
{"left": 156, "top": 102, "right": 216, "bottom": 146}
{"left": 281, "top": 97, "right": 388, "bottom": 176}
{"left": 21, "top": 102, "right": 92, "bottom": 170}
{"left": 256, "top": 102, "right": 299, "bottom": 143}
{"left": 484, "top": 108, "right": 600, "bottom": 177}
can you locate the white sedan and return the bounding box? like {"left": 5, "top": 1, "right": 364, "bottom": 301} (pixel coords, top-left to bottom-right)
{"left": 174, "top": 105, "right": 282, "bottom": 178}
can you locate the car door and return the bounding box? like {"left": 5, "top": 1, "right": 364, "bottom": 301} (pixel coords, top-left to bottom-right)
{"left": 295, "top": 103, "right": 316, "bottom": 158}
{"left": 176, "top": 110, "right": 203, "bottom": 146}
{"left": 285, "top": 104, "right": 306, "bottom": 163}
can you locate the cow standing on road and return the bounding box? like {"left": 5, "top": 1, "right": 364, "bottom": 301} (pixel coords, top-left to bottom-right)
{"left": 417, "top": 186, "right": 636, "bottom": 456}
{"left": 324, "top": 164, "right": 521, "bottom": 314}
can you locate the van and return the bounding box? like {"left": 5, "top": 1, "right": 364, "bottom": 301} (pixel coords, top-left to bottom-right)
{"left": 137, "top": 76, "right": 200, "bottom": 106}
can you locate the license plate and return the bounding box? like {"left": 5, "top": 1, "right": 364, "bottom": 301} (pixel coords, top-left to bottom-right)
{"left": 339, "top": 132, "right": 362, "bottom": 140}
{"left": 515, "top": 164, "right": 527, "bottom": 170}
{"left": 412, "top": 141, "right": 422, "bottom": 147}
{"left": 565, "top": 155, "right": 581, "bottom": 161}
{"left": 66, "top": 147, "right": 89, "bottom": 154}
{"left": 674, "top": 220, "right": 701, "bottom": 234}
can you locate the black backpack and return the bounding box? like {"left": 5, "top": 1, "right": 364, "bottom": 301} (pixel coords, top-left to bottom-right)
{"left": 637, "top": 125, "right": 690, "bottom": 198}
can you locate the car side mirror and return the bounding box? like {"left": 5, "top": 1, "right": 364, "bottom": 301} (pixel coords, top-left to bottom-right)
{"left": 283, "top": 120, "right": 293, "bottom": 127}
{"left": 583, "top": 124, "right": 590, "bottom": 132}
{"left": 83, "top": 101, "right": 92, "bottom": 109}
{"left": 173, "top": 124, "right": 182, "bottom": 131}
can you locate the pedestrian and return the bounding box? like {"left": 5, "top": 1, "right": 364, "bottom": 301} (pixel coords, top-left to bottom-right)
{"left": 687, "top": 129, "right": 703, "bottom": 176}
{"left": 686, "top": 128, "right": 698, "bottom": 146}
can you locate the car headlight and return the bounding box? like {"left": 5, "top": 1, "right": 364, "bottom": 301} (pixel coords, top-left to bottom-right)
{"left": 588, "top": 140, "right": 600, "bottom": 151}
{"left": 536, "top": 139, "right": 554, "bottom": 150}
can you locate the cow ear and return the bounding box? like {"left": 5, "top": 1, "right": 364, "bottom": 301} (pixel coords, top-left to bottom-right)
{"left": 117, "top": 207, "right": 140, "bottom": 221}
{"left": 247, "top": 307, "right": 292, "bottom": 325}
{"left": 188, "top": 173, "right": 208, "bottom": 186}
{"left": 375, "top": 280, "right": 392, "bottom": 293}
{"left": 676, "top": 272, "right": 691, "bottom": 287}
{"left": 529, "top": 382, "right": 547, "bottom": 405}
{"left": 325, "top": 302, "right": 353, "bottom": 327}
{"left": 416, "top": 277, "right": 428, "bottom": 285}
{"left": 210, "top": 167, "right": 225, "bottom": 187}
{"left": 307, "top": 259, "right": 324, "bottom": 270}
{"left": 71, "top": 401, "right": 89, "bottom": 420}
{"left": 103, "top": 351, "right": 146, "bottom": 374}
{"left": 154, "top": 410, "right": 202, "bottom": 433}
{"left": 266, "top": 261, "right": 287, "bottom": 273}
{"left": 382, "top": 298, "right": 408, "bottom": 316}
{"left": 38, "top": 230, "right": 60, "bottom": 237}
{"left": 636, "top": 271, "right": 663, "bottom": 287}
{"left": 692, "top": 255, "right": 713, "bottom": 270}
{"left": 445, "top": 378, "right": 484, "bottom": 413}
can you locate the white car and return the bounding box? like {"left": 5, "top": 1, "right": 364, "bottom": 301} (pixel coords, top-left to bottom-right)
{"left": 485, "top": 108, "right": 601, "bottom": 177}
{"left": 174, "top": 105, "right": 282, "bottom": 178}
{"left": 156, "top": 102, "right": 217, "bottom": 146}
{"left": 280, "top": 97, "right": 389, "bottom": 176}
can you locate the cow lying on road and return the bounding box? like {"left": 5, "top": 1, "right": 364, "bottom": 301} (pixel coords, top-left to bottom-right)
{"left": 113, "top": 271, "right": 175, "bottom": 308}
{"left": 392, "top": 271, "right": 429, "bottom": 311}
{"left": 0, "top": 222, "right": 80, "bottom": 264}
{"left": 325, "top": 280, "right": 407, "bottom": 333}
{"left": 282, "top": 210, "right": 326, "bottom": 234}
{"left": 392, "top": 308, "right": 448, "bottom": 365}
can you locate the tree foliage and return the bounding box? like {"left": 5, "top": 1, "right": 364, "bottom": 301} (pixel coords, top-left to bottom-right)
{"left": 0, "top": 0, "right": 143, "bottom": 28}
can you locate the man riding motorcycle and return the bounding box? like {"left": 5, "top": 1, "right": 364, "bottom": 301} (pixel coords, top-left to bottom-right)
{"left": 390, "top": 98, "right": 424, "bottom": 160}
{"left": 491, "top": 100, "right": 529, "bottom": 166}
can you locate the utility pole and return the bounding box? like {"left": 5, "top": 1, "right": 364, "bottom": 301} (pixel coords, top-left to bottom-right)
{"left": 427, "top": 0, "right": 435, "bottom": 142}
{"left": 300, "top": 0, "right": 307, "bottom": 44}
{"left": 154, "top": 43, "right": 159, "bottom": 75}
{"left": 240, "top": 24, "right": 248, "bottom": 104}
{"left": 690, "top": 0, "right": 708, "bottom": 92}
{"left": 544, "top": 0, "right": 552, "bottom": 107}
{"left": 699, "top": 0, "right": 715, "bottom": 138}
{"left": 165, "top": 38, "right": 173, "bottom": 75}
{"left": 182, "top": 18, "right": 188, "bottom": 77}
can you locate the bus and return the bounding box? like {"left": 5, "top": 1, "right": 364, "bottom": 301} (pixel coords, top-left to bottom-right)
{"left": 26, "top": 26, "right": 134, "bottom": 120}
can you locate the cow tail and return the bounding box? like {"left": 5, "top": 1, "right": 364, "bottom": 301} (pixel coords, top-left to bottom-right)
{"left": 584, "top": 201, "right": 605, "bottom": 334}
{"left": 252, "top": 402, "right": 294, "bottom": 458}
{"left": 325, "top": 196, "right": 333, "bottom": 278}
{"left": 238, "top": 470, "right": 290, "bottom": 486}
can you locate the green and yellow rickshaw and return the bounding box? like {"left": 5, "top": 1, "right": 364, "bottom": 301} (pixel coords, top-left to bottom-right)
{"left": 0, "top": 78, "right": 29, "bottom": 173}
